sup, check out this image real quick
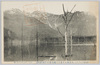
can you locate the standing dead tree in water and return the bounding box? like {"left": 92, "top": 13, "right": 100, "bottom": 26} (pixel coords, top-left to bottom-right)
{"left": 58, "top": 4, "right": 76, "bottom": 59}
{"left": 46, "top": 4, "right": 76, "bottom": 60}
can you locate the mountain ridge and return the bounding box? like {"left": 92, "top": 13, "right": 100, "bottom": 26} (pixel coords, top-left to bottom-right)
{"left": 4, "top": 9, "right": 96, "bottom": 38}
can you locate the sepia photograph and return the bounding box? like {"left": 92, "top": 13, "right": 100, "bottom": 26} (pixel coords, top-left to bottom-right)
{"left": 1, "top": 1, "right": 99, "bottom": 63}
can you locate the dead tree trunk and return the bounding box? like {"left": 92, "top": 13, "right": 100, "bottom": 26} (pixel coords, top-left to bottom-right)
{"left": 62, "top": 4, "right": 76, "bottom": 59}
{"left": 65, "top": 25, "right": 68, "bottom": 56}
{"left": 21, "top": 20, "right": 23, "bottom": 61}
{"left": 62, "top": 4, "right": 68, "bottom": 57}
{"left": 36, "top": 31, "right": 38, "bottom": 61}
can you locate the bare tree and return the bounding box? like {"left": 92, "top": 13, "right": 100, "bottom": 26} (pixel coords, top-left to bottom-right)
{"left": 61, "top": 4, "right": 76, "bottom": 59}
{"left": 50, "top": 4, "right": 76, "bottom": 60}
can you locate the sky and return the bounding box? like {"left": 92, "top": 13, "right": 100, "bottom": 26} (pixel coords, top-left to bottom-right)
{"left": 1, "top": 1, "right": 99, "bottom": 16}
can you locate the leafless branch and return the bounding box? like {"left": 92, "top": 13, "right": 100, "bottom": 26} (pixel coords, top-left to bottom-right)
{"left": 62, "top": 4, "right": 66, "bottom": 16}
{"left": 63, "top": 4, "right": 76, "bottom": 28}
{"left": 66, "top": 12, "right": 75, "bottom": 27}
{"left": 62, "top": 4, "right": 76, "bottom": 24}
{"left": 70, "top": 4, "right": 76, "bottom": 12}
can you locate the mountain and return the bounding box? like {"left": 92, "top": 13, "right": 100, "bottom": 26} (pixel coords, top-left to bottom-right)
{"left": 4, "top": 9, "right": 96, "bottom": 40}
{"left": 30, "top": 11, "right": 96, "bottom": 36}
{"left": 4, "top": 9, "right": 62, "bottom": 40}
